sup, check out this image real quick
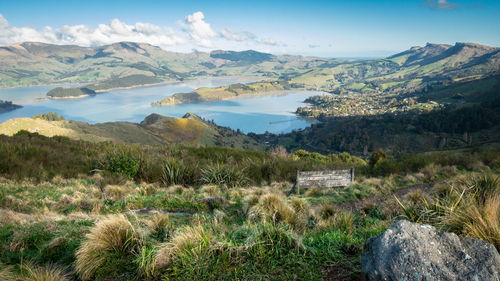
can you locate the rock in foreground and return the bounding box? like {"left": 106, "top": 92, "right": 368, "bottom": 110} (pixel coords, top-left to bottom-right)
{"left": 362, "top": 220, "right": 500, "bottom": 281}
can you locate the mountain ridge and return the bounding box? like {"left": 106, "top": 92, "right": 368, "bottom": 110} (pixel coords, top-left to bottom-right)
{"left": 0, "top": 112, "right": 264, "bottom": 150}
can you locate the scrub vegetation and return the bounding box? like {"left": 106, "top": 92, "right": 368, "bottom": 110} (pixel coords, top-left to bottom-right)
{"left": 0, "top": 131, "right": 498, "bottom": 280}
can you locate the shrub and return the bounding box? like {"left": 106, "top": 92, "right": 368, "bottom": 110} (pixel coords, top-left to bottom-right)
{"left": 161, "top": 158, "right": 189, "bottom": 186}
{"left": 75, "top": 214, "right": 141, "bottom": 280}
{"left": 104, "top": 151, "right": 139, "bottom": 179}
{"left": 200, "top": 163, "right": 248, "bottom": 188}
{"left": 369, "top": 149, "right": 386, "bottom": 167}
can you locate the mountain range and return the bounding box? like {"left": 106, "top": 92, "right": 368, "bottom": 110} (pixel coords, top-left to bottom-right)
{"left": 1, "top": 41, "right": 498, "bottom": 94}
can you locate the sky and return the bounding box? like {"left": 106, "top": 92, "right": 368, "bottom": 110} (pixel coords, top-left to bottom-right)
{"left": 0, "top": 0, "right": 499, "bottom": 57}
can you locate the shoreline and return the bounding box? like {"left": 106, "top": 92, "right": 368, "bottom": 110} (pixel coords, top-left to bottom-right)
{"left": 48, "top": 94, "right": 92, "bottom": 100}
{"left": 152, "top": 88, "right": 317, "bottom": 106}
{"left": 0, "top": 75, "right": 263, "bottom": 92}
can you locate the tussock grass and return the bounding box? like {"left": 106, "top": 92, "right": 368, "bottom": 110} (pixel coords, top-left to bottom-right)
{"left": 20, "top": 262, "right": 69, "bottom": 281}
{"left": 104, "top": 184, "right": 133, "bottom": 201}
{"left": 75, "top": 214, "right": 141, "bottom": 280}
{"left": 248, "top": 194, "right": 311, "bottom": 233}
{"left": 155, "top": 224, "right": 216, "bottom": 269}
{"left": 397, "top": 173, "right": 500, "bottom": 250}
{"left": 0, "top": 262, "right": 16, "bottom": 281}
{"left": 147, "top": 213, "right": 170, "bottom": 242}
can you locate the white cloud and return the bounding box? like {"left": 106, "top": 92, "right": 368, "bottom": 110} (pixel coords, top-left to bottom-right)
{"left": 182, "top": 11, "right": 217, "bottom": 48}
{"left": 421, "top": 0, "right": 460, "bottom": 10}
{"left": 0, "top": 14, "right": 185, "bottom": 48}
{"left": 0, "top": 12, "right": 284, "bottom": 52}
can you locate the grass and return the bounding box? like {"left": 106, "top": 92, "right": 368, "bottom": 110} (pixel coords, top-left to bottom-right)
{"left": 0, "top": 133, "right": 498, "bottom": 280}
{"left": 75, "top": 214, "right": 141, "bottom": 280}
{"left": 396, "top": 173, "right": 500, "bottom": 250}
{"left": 20, "top": 262, "right": 70, "bottom": 281}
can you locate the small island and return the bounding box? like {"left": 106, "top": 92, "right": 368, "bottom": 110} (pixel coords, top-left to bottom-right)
{"left": 0, "top": 100, "right": 22, "bottom": 113}
{"left": 46, "top": 87, "right": 97, "bottom": 99}
{"left": 152, "top": 80, "right": 298, "bottom": 106}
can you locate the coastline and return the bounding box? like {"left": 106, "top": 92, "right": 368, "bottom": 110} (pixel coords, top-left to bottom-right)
{"left": 152, "top": 88, "right": 311, "bottom": 106}
{"left": 48, "top": 94, "right": 92, "bottom": 100}
{"left": 0, "top": 75, "right": 262, "bottom": 92}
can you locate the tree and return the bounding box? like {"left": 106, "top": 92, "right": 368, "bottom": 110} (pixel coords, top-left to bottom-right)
{"left": 369, "top": 149, "right": 386, "bottom": 167}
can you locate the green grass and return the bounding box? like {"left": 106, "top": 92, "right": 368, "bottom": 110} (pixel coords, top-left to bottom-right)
{"left": 0, "top": 132, "right": 498, "bottom": 280}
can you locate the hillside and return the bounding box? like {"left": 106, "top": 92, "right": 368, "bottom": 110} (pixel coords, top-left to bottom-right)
{"left": 2, "top": 41, "right": 498, "bottom": 98}
{"left": 0, "top": 113, "right": 264, "bottom": 149}
{"left": 152, "top": 80, "right": 295, "bottom": 105}
{"left": 264, "top": 75, "right": 500, "bottom": 154}
{"left": 46, "top": 87, "right": 96, "bottom": 98}
{"left": 0, "top": 41, "right": 321, "bottom": 89}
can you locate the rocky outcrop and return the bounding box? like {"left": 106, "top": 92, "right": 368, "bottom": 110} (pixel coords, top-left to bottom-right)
{"left": 362, "top": 220, "right": 500, "bottom": 281}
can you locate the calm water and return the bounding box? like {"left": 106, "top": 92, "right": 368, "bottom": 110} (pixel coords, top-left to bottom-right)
{"left": 0, "top": 78, "right": 322, "bottom": 134}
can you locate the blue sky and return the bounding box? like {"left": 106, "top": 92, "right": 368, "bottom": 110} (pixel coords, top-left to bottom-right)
{"left": 0, "top": 0, "right": 499, "bottom": 57}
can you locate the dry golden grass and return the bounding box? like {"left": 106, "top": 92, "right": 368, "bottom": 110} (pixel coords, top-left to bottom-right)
{"left": 147, "top": 213, "right": 170, "bottom": 235}
{"left": 419, "top": 164, "right": 441, "bottom": 181}
{"left": 248, "top": 193, "right": 294, "bottom": 224}
{"left": 248, "top": 193, "right": 311, "bottom": 233}
{"left": 0, "top": 262, "right": 16, "bottom": 281}
{"left": 104, "top": 185, "right": 133, "bottom": 201}
{"left": 20, "top": 262, "right": 69, "bottom": 281}
{"left": 462, "top": 193, "right": 500, "bottom": 249}
{"left": 75, "top": 214, "right": 140, "bottom": 280}
{"left": 0, "top": 209, "right": 31, "bottom": 224}
{"left": 199, "top": 184, "right": 221, "bottom": 196}
{"left": 136, "top": 183, "right": 159, "bottom": 196}
{"left": 155, "top": 224, "right": 213, "bottom": 269}
{"left": 166, "top": 185, "right": 184, "bottom": 195}
{"left": 304, "top": 187, "right": 323, "bottom": 197}
{"left": 317, "top": 211, "right": 355, "bottom": 234}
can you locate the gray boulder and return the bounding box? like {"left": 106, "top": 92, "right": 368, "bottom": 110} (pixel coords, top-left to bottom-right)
{"left": 362, "top": 220, "right": 500, "bottom": 281}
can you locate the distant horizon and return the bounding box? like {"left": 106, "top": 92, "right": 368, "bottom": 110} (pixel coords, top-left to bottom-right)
{"left": 2, "top": 40, "right": 498, "bottom": 60}
{"left": 1, "top": 0, "right": 500, "bottom": 57}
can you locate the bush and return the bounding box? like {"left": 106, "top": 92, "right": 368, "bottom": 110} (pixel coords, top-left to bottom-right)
{"left": 104, "top": 151, "right": 139, "bottom": 179}
{"left": 200, "top": 163, "right": 248, "bottom": 188}
{"left": 161, "top": 158, "right": 189, "bottom": 186}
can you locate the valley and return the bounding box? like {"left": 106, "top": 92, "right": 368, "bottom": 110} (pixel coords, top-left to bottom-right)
{"left": 0, "top": 40, "right": 499, "bottom": 281}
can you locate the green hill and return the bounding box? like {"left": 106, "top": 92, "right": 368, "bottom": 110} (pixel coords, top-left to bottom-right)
{"left": 152, "top": 80, "right": 294, "bottom": 105}
{"left": 3, "top": 41, "right": 498, "bottom": 95}
{"left": 0, "top": 113, "right": 263, "bottom": 149}
{"left": 46, "top": 87, "right": 96, "bottom": 98}
{"left": 265, "top": 75, "right": 500, "bottom": 155}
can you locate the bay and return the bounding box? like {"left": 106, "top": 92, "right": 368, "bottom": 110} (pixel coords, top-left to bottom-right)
{"left": 0, "top": 78, "right": 322, "bottom": 134}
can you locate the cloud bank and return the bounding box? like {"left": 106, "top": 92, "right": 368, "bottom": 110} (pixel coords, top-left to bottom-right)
{"left": 0, "top": 11, "right": 284, "bottom": 51}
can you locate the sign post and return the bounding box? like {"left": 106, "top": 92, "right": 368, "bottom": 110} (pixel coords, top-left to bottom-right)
{"left": 296, "top": 168, "right": 354, "bottom": 194}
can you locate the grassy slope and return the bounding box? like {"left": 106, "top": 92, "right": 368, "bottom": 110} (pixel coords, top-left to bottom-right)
{"left": 152, "top": 80, "right": 293, "bottom": 105}
{"left": 0, "top": 132, "right": 497, "bottom": 280}
{"left": 0, "top": 113, "right": 264, "bottom": 150}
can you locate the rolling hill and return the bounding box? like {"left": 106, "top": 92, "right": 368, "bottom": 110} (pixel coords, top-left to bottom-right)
{"left": 0, "top": 113, "right": 264, "bottom": 149}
